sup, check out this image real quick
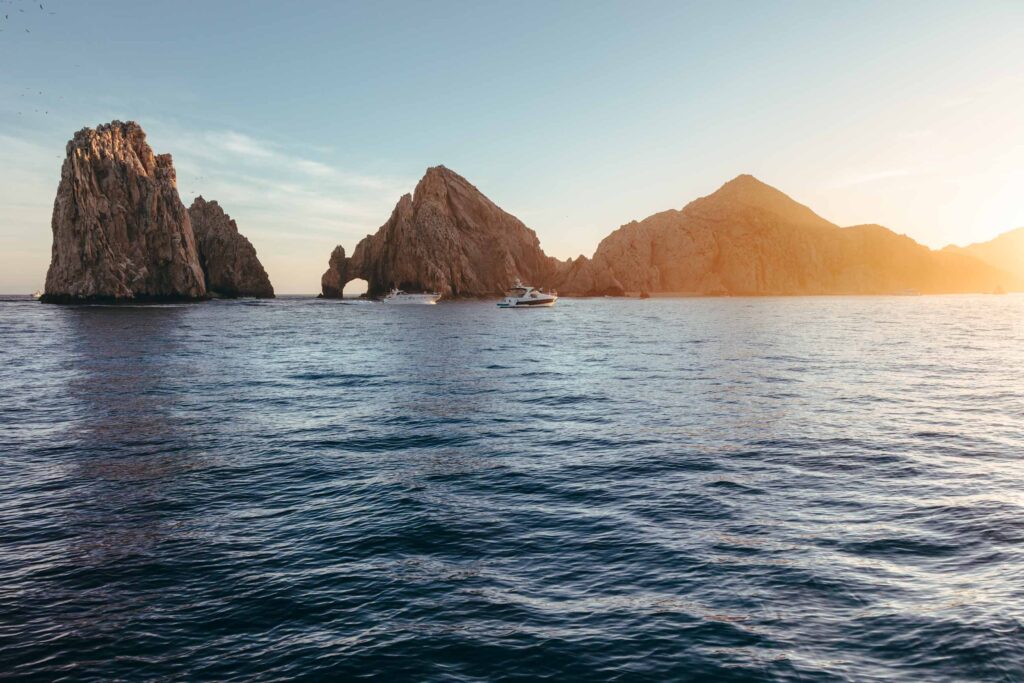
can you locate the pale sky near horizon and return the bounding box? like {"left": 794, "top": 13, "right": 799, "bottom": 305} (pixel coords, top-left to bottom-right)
{"left": 1, "top": 0, "right": 1022, "bottom": 294}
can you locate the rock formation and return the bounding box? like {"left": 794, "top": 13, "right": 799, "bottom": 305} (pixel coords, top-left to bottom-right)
{"left": 557, "top": 175, "right": 1011, "bottom": 296}
{"left": 321, "top": 166, "right": 561, "bottom": 298}
{"left": 188, "top": 197, "right": 274, "bottom": 298}
{"left": 319, "top": 169, "right": 1016, "bottom": 299}
{"left": 319, "top": 245, "right": 348, "bottom": 298}
{"left": 42, "top": 121, "right": 207, "bottom": 303}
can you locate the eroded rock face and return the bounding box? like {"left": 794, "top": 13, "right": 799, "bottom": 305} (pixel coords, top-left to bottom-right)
{"left": 319, "top": 245, "right": 348, "bottom": 298}
{"left": 324, "top": 166, "right": 561, "bottom": 298}
{"left": 42, "top": 121, "right": 207, "bottom": 303}
{"left": 566, "top": 175, "right": 1008, "bottom": 295}
{"left": 189, "top": 197, "right": 274, "bottom": 298}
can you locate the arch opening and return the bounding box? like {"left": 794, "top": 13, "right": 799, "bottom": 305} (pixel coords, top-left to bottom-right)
{"left": 343, "top": 278, "right": 369, "bottom": 298}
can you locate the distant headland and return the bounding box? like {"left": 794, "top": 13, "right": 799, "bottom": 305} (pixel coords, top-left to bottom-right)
{"left": 38, "top": 121, "right": 1021, "bottom": 303}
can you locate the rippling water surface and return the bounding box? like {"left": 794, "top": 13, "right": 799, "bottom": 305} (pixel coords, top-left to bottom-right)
{"left": 1, "top": 295, "right": 1022, "bottom": 681}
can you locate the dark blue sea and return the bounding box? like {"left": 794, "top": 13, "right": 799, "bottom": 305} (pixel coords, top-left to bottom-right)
{"left": 1, "top": 295, "right": 1022, "bottom": 682}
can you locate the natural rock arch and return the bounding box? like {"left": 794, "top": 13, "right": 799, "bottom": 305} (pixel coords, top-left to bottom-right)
{"left": 344, "top": 278, "right": 369, "bottom": 297}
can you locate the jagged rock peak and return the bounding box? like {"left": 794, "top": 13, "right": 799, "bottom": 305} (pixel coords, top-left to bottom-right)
{"left": 418, "top": 164, "right": 469, "bottom": 185}
{"left": 188, "top": 197, "right": 274, "bottom": 298}
{"left": 41, "top": 120, "right": 206, "bottom": 303}
{"left": 68, "top": 119, "right": 141, "bottom": 152}
{"left": 413, "top": 165, "right": 507, "bottom": 212}
{"left": 717, "top": 173, "right": 773, "bottom": 193}
{"left": 685, "top": 173, "right": 834, "bottom": 228}
{"left": 702, "top": 173, "right": 799, "bottom": 205}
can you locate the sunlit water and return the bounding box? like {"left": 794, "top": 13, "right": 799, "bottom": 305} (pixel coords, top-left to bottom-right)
{"left": 1, "top": 295, "right": 1022, "bottom": 681}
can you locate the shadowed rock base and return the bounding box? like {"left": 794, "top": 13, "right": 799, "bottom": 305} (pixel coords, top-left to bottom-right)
{"left": 39, "top": 293, "right": 210, "bottom": 305}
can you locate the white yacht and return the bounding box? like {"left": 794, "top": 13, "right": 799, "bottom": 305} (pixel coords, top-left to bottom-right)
{"left": 381, "top": 287, "right": 441, "bottom": 305}
{"left": 497, "top": 279, "right": 557, "bottom": 308}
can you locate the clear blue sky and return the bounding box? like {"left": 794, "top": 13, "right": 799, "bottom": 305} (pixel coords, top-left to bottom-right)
{"left": 2, "top": 0, "right": 1022, "bottom": 293}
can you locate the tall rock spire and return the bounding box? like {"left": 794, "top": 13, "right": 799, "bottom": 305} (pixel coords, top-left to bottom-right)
{"left": 41, "top": 121, "right": 207, "bottom": 303}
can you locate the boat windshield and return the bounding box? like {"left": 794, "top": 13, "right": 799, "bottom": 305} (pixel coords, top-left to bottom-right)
{"left": 506, "top": 287, "right": 528, "bottom": 296}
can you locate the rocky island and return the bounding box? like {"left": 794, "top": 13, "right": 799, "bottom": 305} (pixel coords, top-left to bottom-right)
{"left": 321, "top": 166, "right": 562, "bottom": 298}
{"left": 41, "top": 121, "right": 275, "bottom": 303}
{"left": 41, "top": 121, "right": 208, "bottom": 303}
{"left": 189, "top": 197, "right": 274, "bottom": 298}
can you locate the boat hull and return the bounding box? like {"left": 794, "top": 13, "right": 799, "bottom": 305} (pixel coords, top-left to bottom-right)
{"left": 382, "top": 293, "right": 440, "bottom": 305}
{"left": 497, "top": 297, "right": 557, "bottom": 308}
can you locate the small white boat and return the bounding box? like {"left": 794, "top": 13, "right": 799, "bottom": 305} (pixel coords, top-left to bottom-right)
{"left": 381, "top": 287, "right": 441, "bottom": 305}
{"left": 31, "top": 290, "right": 43, "bottom": 300}
{"left": 497, "top": 279, "right": 557, "bottom": 308}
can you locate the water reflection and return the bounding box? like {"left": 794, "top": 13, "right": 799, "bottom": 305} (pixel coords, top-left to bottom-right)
{"left": 59, "top": 305, "right": 207, "bottom": 563}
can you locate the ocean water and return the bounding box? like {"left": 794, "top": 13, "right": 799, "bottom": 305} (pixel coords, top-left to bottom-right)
{"left": 1, "top": 294, "right": 1022, "bottom": 682}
